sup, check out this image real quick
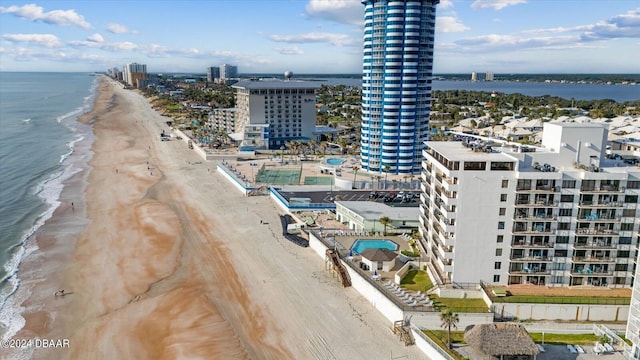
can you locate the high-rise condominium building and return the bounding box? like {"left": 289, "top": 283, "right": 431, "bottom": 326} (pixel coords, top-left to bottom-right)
{"left": 123, "top": 62, "right": 147, "bottom": 88}
{"left": 626, "top": 250, "right": 640, "bottom": 358}
{"left": 220, "top": 64, "right": 238, "bottom": 80}
{"left": 207, "top": 66, "right": 220, "bottom": 83}
{"left": 419, "top": 122, "right": 640, "bottom": 288}
{"left": 360, "top": 0, "right": 439, "bottom": 175}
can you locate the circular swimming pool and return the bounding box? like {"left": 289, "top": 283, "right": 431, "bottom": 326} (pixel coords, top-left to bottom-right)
{"left": 351, "top": 239, "right": 399, "bottom": 254}
{"left": 326, "top": 158, "right": 345, "bottom": 166}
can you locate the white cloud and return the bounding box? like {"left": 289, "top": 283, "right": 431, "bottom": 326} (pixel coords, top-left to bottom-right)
{"left": 275, "top": 46, "right": 304, "bottom": 55}
{"left": 305, "top": 0, "right": 362, "bottom": 25}
{"left": 0, "top": 4, "right": 90, "bottom": 28}
{"left": 107, "top": 23, "right": 135, "bottom": 34}
{"left": 437, "top": 16, "right": 470, "bottom": 33}
{"left": 470, "top": 0, "right": 527, "bottom": 10}
{"left": 269, "top": 32, "right": 358, "bottom": 46}
{"left": 439, "top": 0, "right": 454, "bottom": 9}
{"left": 87, "top": 34, "right": 104, "bottom": 43}
{"left": 2, "top": 33, "right": 61, "bottom": 48}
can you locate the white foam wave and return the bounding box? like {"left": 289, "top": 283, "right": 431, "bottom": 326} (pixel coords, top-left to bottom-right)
{"left": 0, "top": 76, "right": 99, "bottom": 341}
{"left": 22, "top": 118, "right": 31, "bottom": 123}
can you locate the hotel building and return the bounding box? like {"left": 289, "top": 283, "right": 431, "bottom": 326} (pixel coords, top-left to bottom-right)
{"left": 231, "top": 80, "right": 320, "bottom": 149}
{"left": 419, "top": 122, "right": 640, "bottom": 288}
{"left": 123, "top": 62, "right": 147, "bottom": 88}
{"left": 360, "top": 0, "right": 439, "bottom": 174}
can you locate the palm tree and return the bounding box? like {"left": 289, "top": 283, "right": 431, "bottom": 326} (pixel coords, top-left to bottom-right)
{"left": 440, "top": 310, "right": 459, "bottom": 349}
{"left": 352, "top": 166, "right": 360, "bottom": 189}
{"left": 379, "top": 216, "right": 391, "bottom": 236}
{"left": 383, "top": 165, "right": 391, "bottom": 189}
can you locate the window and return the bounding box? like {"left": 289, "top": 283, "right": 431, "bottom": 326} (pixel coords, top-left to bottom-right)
{"left": 623, "top": 209, "right": 636, "bottom": 217}
{"left": 619, "top": 237, "right": 632, "bottom": 244}
{"left": 551, "top": 276, "right": 564, "bottom": 284}
{"left": 627, "top": 180, "right": 639, "bottom": 189}
{"left": 621, "top": 223, "right": 634, "bottom": 231}
{"left": 556, "top": 236, "right": 570, "bottom": 244}
{"left": 491, "top": 162, "right": 514, "bottom": 171}
{"left": 560, "top": 195, "right": 574, "bottom": 202}
{"left": 494, "top": 262, "right": 501, "bottom": 269}
{"left": 493, "top": 275, "right": 500, "bottom": 283}
{"left": 497, "top": 235, "right": 504, "bottom": 243}
{"left": 499, "top": 208, "right": 506, "bottom": 216}
{"left": 463, "top": 161, "right": 486, "bottom": 170}
{"left": 625, "top": 195, "right": 638, "bottom": 203}
{"left": 500, "top": 194, "right": 508, "bottom": 202}
{"left": 554, "top": 249, "right": 568, "bottom": 257}
{"left": 562, "top": 180, "right": 576, "bottom": 188}
{"left": 496, "top": 248, "right": 503, "bottom": 256}
{"left": 558, "top": 222, "right": 570, "bottom": 230}
{"left": 615, "top": 264, "right": 628, "bottom": 271}
{"left": 501, "top": 180, "right": 509, "bottom": 188}
{"left": 559, "top": 208, "right": 573, "bottom": 217}
{"left": 618, "top": 250, "right": 630, "bottom": 258}
{"left": 498, "top": 222, "right": 505, "bottom": 230}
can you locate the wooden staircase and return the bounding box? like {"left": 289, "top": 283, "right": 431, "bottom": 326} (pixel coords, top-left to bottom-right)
{"left": 393, "top": 320, "right": 415, "bottom": 346}
{"left": 326, "top": 249, "right": 351, "bottom": 287}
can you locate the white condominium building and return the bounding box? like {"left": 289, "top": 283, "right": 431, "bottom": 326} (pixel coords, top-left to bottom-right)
{"left": 419, "top": 122, "right": 640, "bottom": 288}
{"left": 626, "top": 250, "right": 640, "bottom": 359}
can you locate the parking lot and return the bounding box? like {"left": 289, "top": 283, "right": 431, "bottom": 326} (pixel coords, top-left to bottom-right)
{"left": 276, "top": 189, "right": 420, "bottom": 206}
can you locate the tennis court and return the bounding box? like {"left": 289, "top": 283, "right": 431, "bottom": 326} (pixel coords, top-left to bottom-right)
{"left": 255, "top": 168, "right": 301, "bottom": 185}
{"left": 303, "top": 176, "right": 334, "bottom": 185}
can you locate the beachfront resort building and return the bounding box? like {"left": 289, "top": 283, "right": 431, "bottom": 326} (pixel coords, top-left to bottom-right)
{"left": 419, "top": 122, "right": 640, "bottom": 288}
{"left": 231, "top": 79, "right": 321, "bottom": 150}
{"left": 360, "top": 0, "right": 440, "bottom": 175}
{"left": 123, "top": 62, "right": 147, "bottom": 88}
{"left": 207, "top": 108, "right": 237, "bottom": 134}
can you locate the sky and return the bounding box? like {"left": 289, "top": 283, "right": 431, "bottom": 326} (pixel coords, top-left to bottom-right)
{"left": 0, "top": 0, "right": 639, "bottom": 74}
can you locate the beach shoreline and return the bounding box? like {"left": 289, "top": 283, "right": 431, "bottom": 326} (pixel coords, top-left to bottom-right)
{"left": 6, "top": 76, "right": 425, "bottom": 359}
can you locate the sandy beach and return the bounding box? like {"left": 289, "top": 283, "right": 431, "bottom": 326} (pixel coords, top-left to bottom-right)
{"left": 8, "top": 76, "right": 426, "bottom": 359}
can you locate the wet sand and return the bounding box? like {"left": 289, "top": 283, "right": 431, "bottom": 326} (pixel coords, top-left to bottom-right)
{"left": 9, "top": 76, "right": 425, "bottom": 359}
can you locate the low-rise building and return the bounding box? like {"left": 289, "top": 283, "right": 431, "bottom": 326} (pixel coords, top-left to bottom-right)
{"left": 335, "top": 201, "right": 419, "bottom": 234}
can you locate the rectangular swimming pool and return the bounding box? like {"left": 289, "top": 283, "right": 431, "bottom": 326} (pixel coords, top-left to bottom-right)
{"left": 351, "top": 239, "right": 399, "bottom": 254}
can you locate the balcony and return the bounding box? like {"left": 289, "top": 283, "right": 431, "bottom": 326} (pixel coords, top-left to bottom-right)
{"left": 575, "top": 228, "right": 618, "bottom": 235}
{"left": 510, "top": 256, "right": 552, "bottom": 262}
{"left": 511, "top": 240, "right": 554, "bottom": 248}
{"left": 578, "top": 201, "right": 623, "bottom": 208}
{"left": 571, "top": 269, "right": 614, "bottom": 276}
{"left": 573, "top": 241, "right": 616, "bottom": 249}
{"left": 572, "top": 256, "right": 615, "bottom": 263}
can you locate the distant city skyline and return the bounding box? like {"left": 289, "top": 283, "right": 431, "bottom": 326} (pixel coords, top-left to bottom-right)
{"left": 0, "top": 1, "right": 639, "bottom": 74}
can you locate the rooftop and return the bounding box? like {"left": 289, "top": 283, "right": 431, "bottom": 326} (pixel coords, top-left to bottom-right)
{"left": 232, "top": 79, "right": 322, "bottom": 90}
{"left": 334, "top": 201, "right": 419, "bottom": 221}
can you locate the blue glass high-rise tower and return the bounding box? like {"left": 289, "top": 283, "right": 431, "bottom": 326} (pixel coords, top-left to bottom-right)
{"left": 360, "top": 0, "right": 439, "bottom": 174}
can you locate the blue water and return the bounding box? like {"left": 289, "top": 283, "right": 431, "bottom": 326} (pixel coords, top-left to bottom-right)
{"left": 314, "top": 78, "right": 640, "bottom": 102}
{"left": 326, "top": 158, "right": 344, "bottom": 165}
{"left": 0, "top": 72, "right": 97, "bottom": 337}
{"left": 351, "top": 239, "right": 399, "bottom": 254}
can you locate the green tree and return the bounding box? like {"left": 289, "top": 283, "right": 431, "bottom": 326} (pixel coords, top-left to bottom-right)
{"left": 383, "top": 165, "right": 391, "bottom": 189}
{"left": 379, "top": 216, "right": 391, "bottom": 236}
{"left": 440, "top": 310, "right": 459, "bottom": 349}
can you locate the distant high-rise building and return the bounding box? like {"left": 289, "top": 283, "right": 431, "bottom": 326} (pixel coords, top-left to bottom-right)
{"left": 207, "top": 66, "right": 220, "bottom": 83}
{"left": 471, "top": 71, "right": 494, "bottom": 81}
{"left": 123, "top": 62, "right": 147, "bottom": 88}
{"left": 220, "top": 64, "right": 238, "bottom": 81}
{"left": 360, "top": 0, "right": 440, "bottom": 175}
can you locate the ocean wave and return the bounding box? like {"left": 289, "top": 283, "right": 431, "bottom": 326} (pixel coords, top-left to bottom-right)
{"left": 0, "top": 75, "right": 99, "bottom": 341}
{"left": 21, "top": 118, "right": 31, "bottom": 123}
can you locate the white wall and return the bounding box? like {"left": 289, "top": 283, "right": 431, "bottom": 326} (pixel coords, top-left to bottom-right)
{"left": 493, "top": 302, "right": 629, "bottom": 321}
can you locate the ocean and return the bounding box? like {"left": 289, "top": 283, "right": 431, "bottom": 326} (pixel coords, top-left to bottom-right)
{"left": 0, "top": 72, "right": 97, "bottom": 338}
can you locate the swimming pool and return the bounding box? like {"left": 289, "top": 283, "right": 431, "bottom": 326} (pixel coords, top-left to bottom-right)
{"left": 351, "top": 239, "right": 399, "bottom": 254}
{"left": 326, "top": 158, "right": 345, "bottom": 166}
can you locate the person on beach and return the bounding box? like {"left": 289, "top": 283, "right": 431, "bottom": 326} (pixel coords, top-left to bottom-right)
{"left": 71, "top": 202, "right": 74, "bottom": 210}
